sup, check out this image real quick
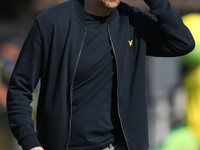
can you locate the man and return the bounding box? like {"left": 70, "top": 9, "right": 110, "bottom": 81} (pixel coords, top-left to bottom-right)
{"left": 6, "top": 0, "right": 194, "bottom": 150}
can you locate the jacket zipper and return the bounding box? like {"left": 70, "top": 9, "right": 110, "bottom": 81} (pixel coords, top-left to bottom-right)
{"left": 108, "top": 25, "right": 130, "bottom": 150}
{"left": 66, "top": 28, "right": 87, "bottom": 150}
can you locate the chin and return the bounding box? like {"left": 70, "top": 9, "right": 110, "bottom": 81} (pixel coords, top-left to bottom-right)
{"left": 100, "top": 0, "right": 121, "bottom": 9}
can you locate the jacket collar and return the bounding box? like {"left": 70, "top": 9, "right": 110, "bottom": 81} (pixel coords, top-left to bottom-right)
{"left": 73, "top": 0, "right": 118, "bottom": 27}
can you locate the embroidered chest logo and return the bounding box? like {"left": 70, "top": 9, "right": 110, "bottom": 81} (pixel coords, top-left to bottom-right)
{"left": 128, "top": 40, "right": 133, "bottom": 46}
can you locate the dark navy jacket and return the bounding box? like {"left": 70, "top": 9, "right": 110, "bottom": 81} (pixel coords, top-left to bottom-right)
{"left": 7, "top": 0, "right": 194, "bottom": 150}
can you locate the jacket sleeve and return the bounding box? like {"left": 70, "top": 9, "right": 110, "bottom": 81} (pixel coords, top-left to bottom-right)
{"left": 7, "top": 19, "right": 42, "bottom": 150}
{"left": 144, "top": 0, "right": 195, "bottom": 57}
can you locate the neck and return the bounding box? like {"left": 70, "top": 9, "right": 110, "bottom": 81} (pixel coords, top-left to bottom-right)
{"left": 84, "top": 0, "right": 112, "bottom": 16}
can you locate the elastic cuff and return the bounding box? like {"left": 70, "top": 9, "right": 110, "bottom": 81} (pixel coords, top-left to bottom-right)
{"left": 19, "top": 134, "right": 42, "bottom": 150}
{"left": 144, "top": 0, "right": 168, "bottom": 9}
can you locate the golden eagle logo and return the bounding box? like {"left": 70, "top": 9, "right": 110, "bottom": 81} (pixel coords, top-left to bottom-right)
{"left": 128, "top": 40, "right": 133, "bottom": 46}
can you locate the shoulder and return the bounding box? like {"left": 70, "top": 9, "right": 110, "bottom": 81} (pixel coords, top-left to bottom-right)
{"left": 36, "top": 0, "right": 73, "bottom": 24}
{"left": 117, "top": 2, "right": 144, "bottom": 16}
{"left": 117, "top": 2, "right": 154, "bottom": 24}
